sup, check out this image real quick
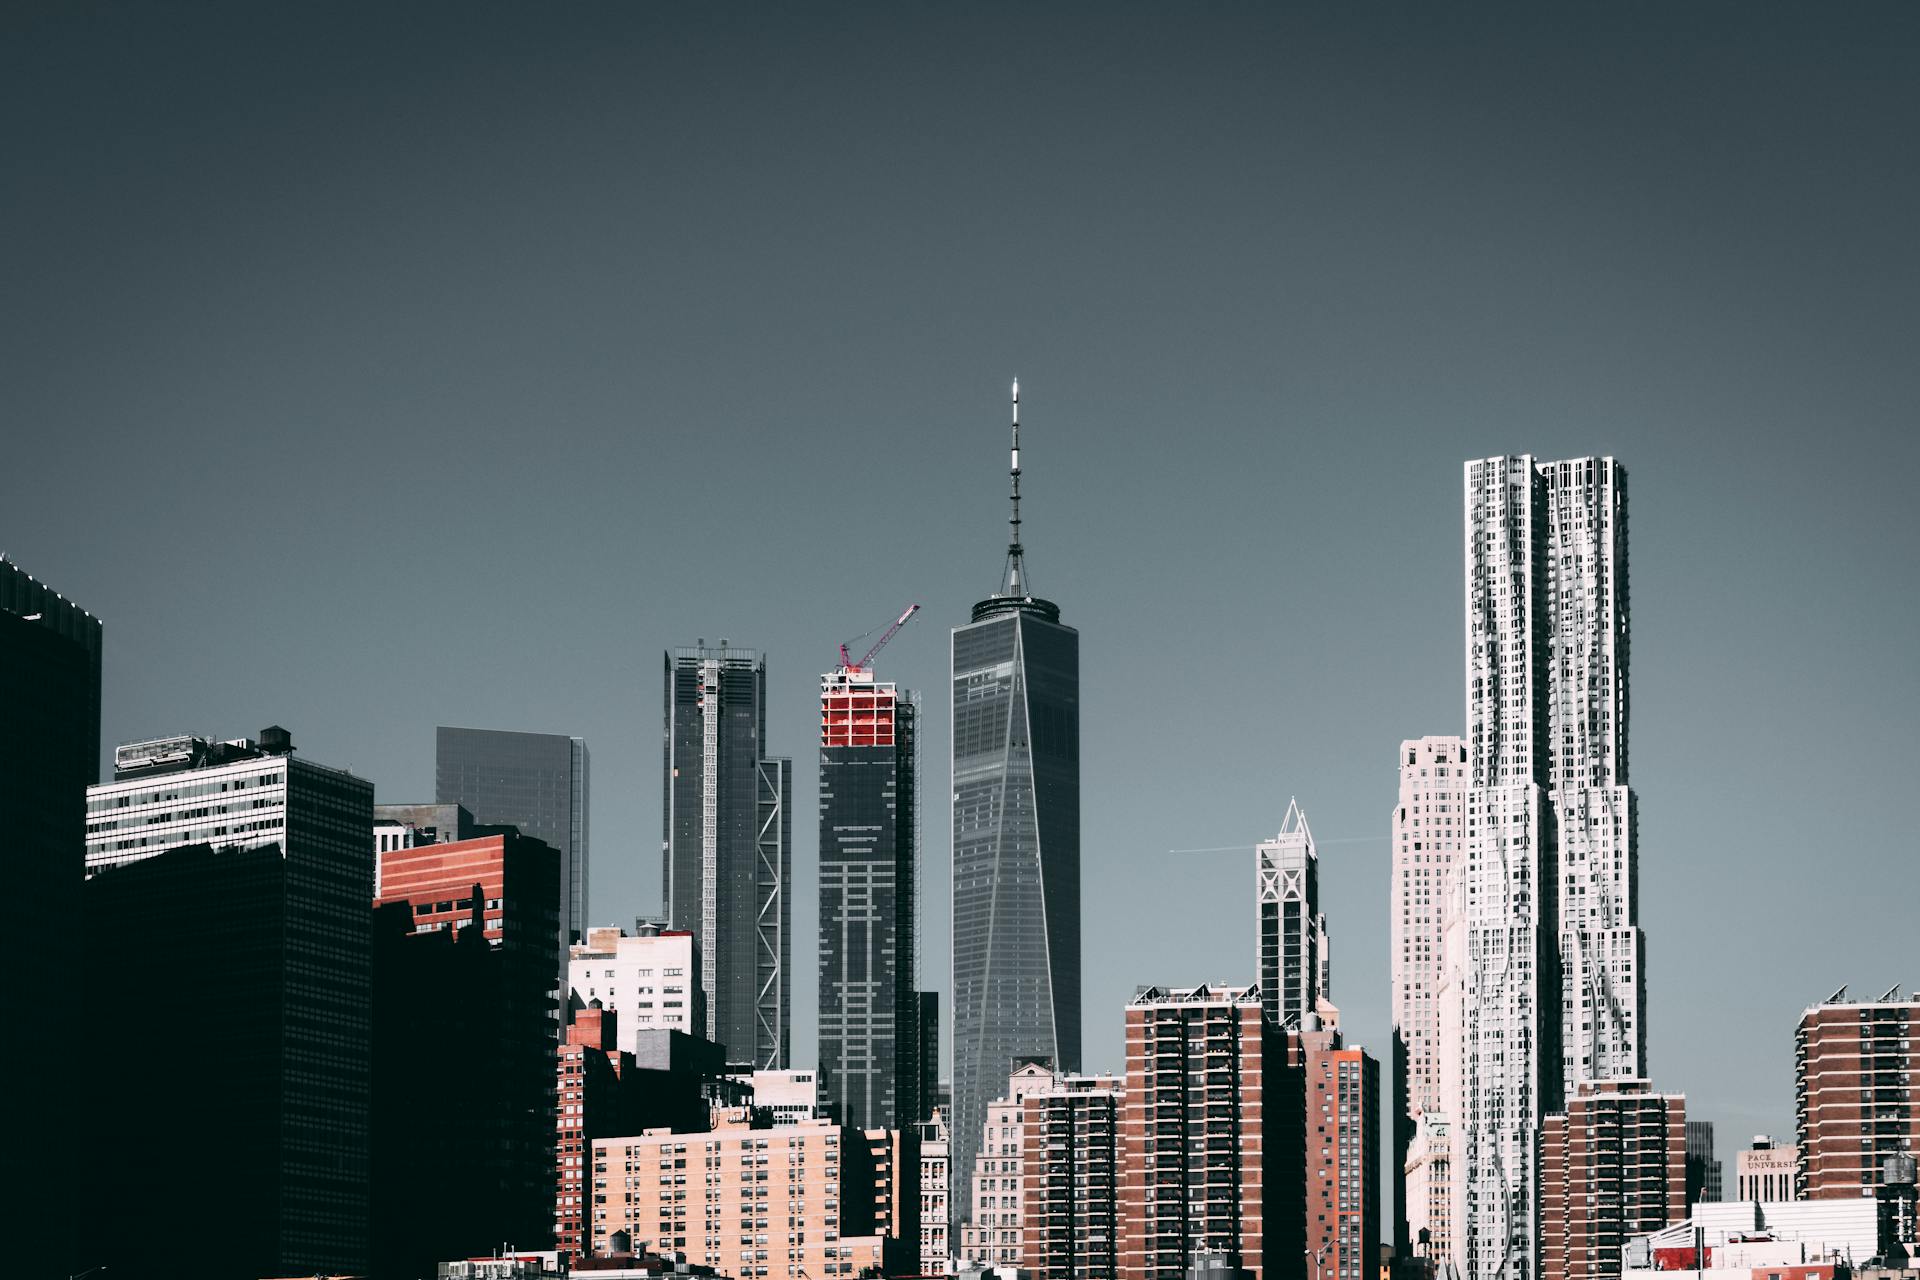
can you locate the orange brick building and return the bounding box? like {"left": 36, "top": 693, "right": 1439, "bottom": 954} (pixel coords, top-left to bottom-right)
{"left": 1118, "top": 984, "right": 1304, "bottom": 1280}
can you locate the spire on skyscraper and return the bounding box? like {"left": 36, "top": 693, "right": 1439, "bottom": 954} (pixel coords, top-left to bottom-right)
{"left": 1001, "top": 377, "right": 1026, "bottom": 598}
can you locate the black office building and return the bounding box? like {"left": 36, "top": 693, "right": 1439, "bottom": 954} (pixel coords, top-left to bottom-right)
{"left": 82, "top": 732, "right": 375, "bottom": 1280}
{"left": 436, "top": 725, "right": 590, "bottom": 974}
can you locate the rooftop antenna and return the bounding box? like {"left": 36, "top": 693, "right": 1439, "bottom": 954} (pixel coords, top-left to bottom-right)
{"left": 1001, "top": 377, "right": 1026, "bottom": 597}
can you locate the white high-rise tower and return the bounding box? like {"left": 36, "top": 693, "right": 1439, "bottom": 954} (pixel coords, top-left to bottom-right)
{"left": 1453, "top": 455, "right": 1644, "bottom": 1280}
{"left": 1391, "top": 736, "right": 1469, "bottom": 1263}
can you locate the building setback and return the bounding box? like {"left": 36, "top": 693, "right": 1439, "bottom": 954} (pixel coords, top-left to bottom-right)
{"left": 663, "top": 645, "right": 793, "bottom": 1069}
{"left": 591, "top": 1113, "right": 902, "bottom": 1279}
{"left": 818, "top": 662, "right": 922, "bottom": 1130}
{"left": 1540, "top": 1080, "right": 1687, "bottom": 1280}
{"left": 569, "top": 921, "right": 705, "bottom": 1050}
{"left": 1796, "top": 989, "right": 1920, "bottom": 1200}
{"left": 1389, "top": 736, "right": 1468, "bottom": 1261}
{"left": 1455, "top": 455, "right": 1646, "bottom": 1280}
{"left": 1258, "top": 797, "right": 1329, "bottom": 1031}
{"left": 1119, "top": 984, "right": 1303, "bottom": 1280}
{"left": 82, "top": 728, "right": 374, "bottom": 1280}
{"left": 372, "top": 831, "right": 563, "bottom": 1275}
{"left": 436, "top": 726, "right": 591, "bottom": 986}
{"left": 961, "top": 1059, "right": 1059, "bottom": 1265}
{"left": 952, "top": 381, "right": 1082, "bottom": 1222}
{"left": 0, "top": 559, "right": 100, "bottom": 1280}
{"left": 1022, "top": 1074, "right": 1125, "bottom": 1280}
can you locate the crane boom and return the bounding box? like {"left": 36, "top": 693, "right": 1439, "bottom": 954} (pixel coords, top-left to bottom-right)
{"left": 840, "top": 602, "right": 920, "bottom": 672}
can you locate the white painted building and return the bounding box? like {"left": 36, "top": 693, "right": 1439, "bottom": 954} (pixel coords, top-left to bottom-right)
{"left": 737, "top": 1068, "right": 819, "bottom": 1124}
{"left": 567, "top": 921, "right": 703, "bottom": 1055}
{"left": 1624, "top": 1199, "right": 1880, "bottom": 1280}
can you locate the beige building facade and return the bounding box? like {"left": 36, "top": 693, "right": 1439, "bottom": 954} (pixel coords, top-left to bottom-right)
{"left": 590, "top": 1113, "right": 895, "bottom": 1280}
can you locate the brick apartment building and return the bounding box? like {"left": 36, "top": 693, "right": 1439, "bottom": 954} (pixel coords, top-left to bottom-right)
{"left": 1797, "top": 990, "right": 1919, "bottom": 1200}
{"left": 1119, "top": 984, "right": 1304, "bottom": 1280}
{"left": 1541, "top": 1080, "right": 1687, "bottom": 1280}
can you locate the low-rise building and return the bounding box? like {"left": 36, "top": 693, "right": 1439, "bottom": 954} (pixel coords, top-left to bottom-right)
{"left": 1624, "top": 1199, "right": 1882, "bottom": 1277}
{"left": 1738, "top": 1137, "right": 1800, "bottom": 1204}
{"left": 591, "top": 1112, "right": 905, "bottom": 1280}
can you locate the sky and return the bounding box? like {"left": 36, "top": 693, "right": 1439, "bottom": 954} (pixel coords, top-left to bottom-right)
{"left": 6, "top": 2, "right": 1917, "bottom": 1168}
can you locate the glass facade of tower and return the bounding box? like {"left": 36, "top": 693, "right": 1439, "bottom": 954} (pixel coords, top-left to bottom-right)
{"left": 663, "top": 647, "right": 791, "bottom": 1068}
{"left": 950, "top": 597, "right": 1080, "bottom": 1221}
{"left": 436, "top": 725, "right": 590, "bottom": 974}
{"left": 817, "top": 672, "right": 919, "bottom": 1130}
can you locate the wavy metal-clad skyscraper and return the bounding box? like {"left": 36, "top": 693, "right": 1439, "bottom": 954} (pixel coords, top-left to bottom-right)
{"left": 1453, "top": 455, "right": 1643, "bottom": 1280}
{"left": 950, "top": 380, "right": 1081, "bottom": 1226}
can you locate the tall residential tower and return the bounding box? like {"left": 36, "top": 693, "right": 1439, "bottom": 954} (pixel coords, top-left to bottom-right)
{"left": 1391, "top": 736, "right": 1469, "bottom": 1260}
{"left": 951, "top": 380, "right": 1081, "bottom": 1222}
{"left": 1455, "top": 455, "right": 1644, "bottom": 1280}
{"left": 663, "top": 645, "right": 793, "bottom": 1068}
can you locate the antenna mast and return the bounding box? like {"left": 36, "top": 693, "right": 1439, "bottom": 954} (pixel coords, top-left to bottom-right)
{"left": 1002, "top": 377, "right": 1026, "bottom": 597}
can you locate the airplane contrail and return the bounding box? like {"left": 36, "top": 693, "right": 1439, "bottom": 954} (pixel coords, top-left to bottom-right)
{"left": 1167, "top": 835, "right": 1384, "bottom": 854}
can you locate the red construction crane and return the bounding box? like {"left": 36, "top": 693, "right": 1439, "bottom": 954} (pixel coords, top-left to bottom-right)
{"left": 839, "top": 603, "right": 921, "bottom": 672}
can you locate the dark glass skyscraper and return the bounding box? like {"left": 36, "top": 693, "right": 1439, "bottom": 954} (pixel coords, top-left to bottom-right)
{"left": 817, "top": 664, "right": 920, "bottom": 1129}
{"left": 436, "top": 725, "right": 590, "bottom": 976}
{"left": 950, "top": 381, "right": 1081, "bottom": 1221}
{"left": 663, "top": 645, "right": 792, "bottom": 1068}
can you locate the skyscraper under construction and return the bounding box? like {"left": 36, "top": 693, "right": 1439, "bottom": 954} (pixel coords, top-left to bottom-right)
{"left": 818, "top": 624, "right": 923, "bottom": 1130}
{"left": 950, "top": 380, "right": 1081, "bottom": 1223}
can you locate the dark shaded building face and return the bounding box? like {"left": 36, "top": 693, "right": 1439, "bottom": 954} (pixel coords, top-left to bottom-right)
{"left": 818, "top": 671, "right": 919, "bottom": 1130}
{"left": 950, "top": 598, "right": 1080, "bottom": 1219}
{"left": 372, "top": 832, "right": 562, "bottom": 1277}
{"left": 83, "top": 750, "right": 374, "bottom": 1280}
{"left": 435, "top": 725, "right": 590, "bottom": 970}
{"left": 0, "top": 565, "right": 99, "bottom": 1280}
{"left": 663, "top": 647, "right": 791, "bottom": 1068}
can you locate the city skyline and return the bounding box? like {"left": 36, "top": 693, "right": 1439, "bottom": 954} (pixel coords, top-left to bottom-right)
{"left": 8, "top": 1, "right": 1916, "bottom": 1165}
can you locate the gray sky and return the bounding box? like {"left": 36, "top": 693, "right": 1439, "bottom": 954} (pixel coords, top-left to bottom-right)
{"left": 7, "top": 2, "right": 1917, "bottom": 1160}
